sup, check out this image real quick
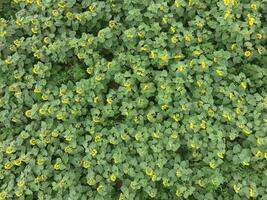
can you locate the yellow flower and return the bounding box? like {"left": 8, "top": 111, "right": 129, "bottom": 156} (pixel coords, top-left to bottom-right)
{"left": 197, "top": 179, "right": 204, "bottom": 187}
{"left": 161, "top": 104, "right": 168, "bottom": 110}
{"left": 240, "top": 82, "right": 247, "bottom": 90}
{"left": 31, "top": 27, "right": 38, "bottom": 34}
{"left": 16, "top": 18, "right": 22, "bottom": 26}
{"left": 181, "top": 104, "right": 187, "bottom": 111}
{"left": 249, "top": 188, "right": 254, "bottom": 197}
{"left": 200, "top": 61, "right": 206, "bottom": 70}
{"left": 95, "top": 134, "right": 102, "bottom": 142}
{"left": 250, "top": 3, "right": 257, "bottom": 10}
{"left": 177, "top": 65, "right": 184, "bottom": 72}
{"left": 5, "top": 146, "right": 15, "bottom": 154}
{"left": 170, "top": 132, "right": 178, "bottom": 139}
{"left": 171, "top": 36, "right": 177, "bottom": 44}
{"left": 95, "top": 75, "right": 102, "bottom": 81}
{"left": 53, "top": 163, "right": 61, "bottom": 170}
{"left": 90, "top": 148, "right": 97, "bottom": 157}
{"left": 25, "top": 110, "right": 32, "bottom": 118}
{"left": 106, "top": 97, "right": 113, "bottom": 104}
{"left": 223, "top": 0, "right": 229, "bottom": 6}
{"left": 43, "top": 37, "right": 49, "bottom": 44}
{"left": 0, "top": 191, "right": 8, "bottom": 199}
{"left": 56, "top": 112, "right": 64, "bottom": 120}
{"left": 243, "top": 127, "right": 251, "bottom": 135}
{"left": 235, "top": 108, "right": 241, "bottom": 114}
{"left": 200, "top": 121, "right": 206, "bottom": 129}
{"left": 13, "top": 159, "right": 22, "bottom": 166}
{"left": 162, "top": 17, "right": 167, "bottom": 24}
{"left": 29, "top": 138, "right": 36, "bottom": 145}
{"left": 82, "top": 160, "right": 90, "bottom": 169}
{"left": 217, "top": 152, "right": 224, "bottom": 159}
{"left": 89, "top": 5, "right": 96, "bottom": 12}
{"left": 4, "top": 58, "right": 13, "bottom": 65}
{"left": 188, "top": 122, "right": 194, "bottom": 129}
{"left": 233, "top": 184, "right": 240, "bottom": 193}
{"left": 41, "top": 94, "right": 48, "bottom": 101}
{"left": 17, "top": 181, "right": 25, "bottom": 187}
{"left": 256, "top": 137, "right": 263, "bottom": 145}
{"left": 110, "top": 174, "right": 116, "bottom": 182}
{"left": 209, "top": 161, "right": 215, "bottom": 169}
{"left": 170, "top": 26, "right": 176, "bottom": 33}
{"left": 255, "top": 150, "right": 261, "bottom": 157}
{"left": 64, "top": 146, "right": 72, "bottom": 153}
{"left": 37, "top": 158, "right": 44, "bottom": 165}
{"left": 172, "top": 115, "right": 179, "bottom": 122}
{"left": 4, "top": 162, "right": 13, "bottom": 170}
{"left": 256, "top": 33, "right": 262, "bottom": 40}
{"left": 145, "top": 167, "right": 154, "bottom": 176}
{"left": 264, "top": 152, "right": 267, "bottom": 160}
{"left": 137, "top": 32, "right": 144, "bottom": 37}
{"left": 247, "top": 14, "right": 255, "bottom": 26}
{"left": 15, "top": 190, "right": 23, "bottom": 197}
{"left": 109, "top": 20, "right": 116, "bottom": 28}
{"left": 97, "top": 185, "right": 103, "bottom": 193}
{"left": 224, "top": 10, "right": 231, "bottom": 20}
{"left": 184, "top": 33, "right": 191, "bottom": 42}
{"left": 57, "top": 2, "right": 65, "bottom": 9}
{"left": 175, "top": 189, "right": 181, "bottom": 197}
{"left": 216, "top": 69, "right": 223, "bottom": 76}
{"left": 39, "top": 108, "right": 46, "bottom": 115}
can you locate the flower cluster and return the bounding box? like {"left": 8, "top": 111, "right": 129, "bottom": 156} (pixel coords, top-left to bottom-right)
{"left": 0, "top": 0, "right": 266, "bottom": 199}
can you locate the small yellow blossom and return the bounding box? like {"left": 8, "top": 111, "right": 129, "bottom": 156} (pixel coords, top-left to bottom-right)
{"left": 29, "top": 138, "right": 36, "bottom": 145}
{"left": 5, "top": 146, "right": 15, "bottom": 154}
{"left": 25, "top": 110, "right": 32, "bottom": 118}
{"left": 56, "top": 112, "right": 64, "bottom": 120}
{"left": 233, "top": 184, "right": 240, "bottom": 193}
{"left": 224, "top": 10, "right": 231, "bottom": 20}
{"left": 170, "top": 26, "right": 176, "bottom": 33}
{"left": 14, "top": 159, "right": 22, "bottom": 166}
{"left": 110, "top": 174, "right": 116, "bottom": 182}
{"left": 41, "top": 95, "right": 48, "bottom": 101}
{"left": 31, "top": 27, "right": 38, "bottom": 34}
{"left": 209, "top": 161, "right": 215, "bottom": 169}
{"left": 256, "top": 138, "right": 263, "bottom": 145}
{"left": 184, "top": 33, "right": 191, "bottom": 42}
{"left": 216, "top": 69, "right": 223, "bottom": 76}
{"left": 90, "top": 148, "right": 97, "bottom": 157}
{"left": 256, "top": 33, "right": 262, "bottom": 40}
{"left": 249, "top": 187, "right": 254, "bottom": 197}
{"left": 53, "top": 163, "right": 61, "bottom": 170}
{"left": 4, "top": 162, "right": 13, "bottom": 170}
{"left": 17, "top": 181, "right": 25, "bottom": 187}
{"left": 250, "top": 3, "right": 257, "bottom": 10}
{"left": 175, "top": 189, "right": 181, "bottom": 197}
{"left": 145, "top": 167, "right": 154, "bottom": 176}
{"left": 95, "top": 75, "right": 102, "bottom": 81}
{"left": 200, "top": 121, "right": 206, "bottom": 129}
{"left": 255, "top": 150, "right": 261, "bottom": 157}
{"left": 189, "top": 122, "right": 194, "bottom": 129}
{"left": 217, "top": 152, "right": 224, "bottom": 159}
{"left": 177, "top": 65, "right": 184, "bottom": 72}
{"left": 240, "top": 82, "right": 247, "bottom": 90}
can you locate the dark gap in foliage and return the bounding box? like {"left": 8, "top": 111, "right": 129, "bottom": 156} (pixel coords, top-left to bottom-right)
{"left": 107, "top": 80, "right": 120, "bottom": 90}
{"left": 176, "top": 145, "right": 188, "bottom": 160}
{"left": 115, "top": 179, "right": 123, "bottom": 189}
{"left": 99, "top": 48, "right": 114, "bottom": 61}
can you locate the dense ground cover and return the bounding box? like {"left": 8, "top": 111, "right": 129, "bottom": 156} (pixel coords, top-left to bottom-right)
{"left": 0, "top": 0, "right": 266, "bottom": 199}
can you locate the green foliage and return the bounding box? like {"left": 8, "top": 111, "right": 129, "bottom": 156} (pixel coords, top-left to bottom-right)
{"left": 0, "top": 0, "right": 266, "bottom": 199}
